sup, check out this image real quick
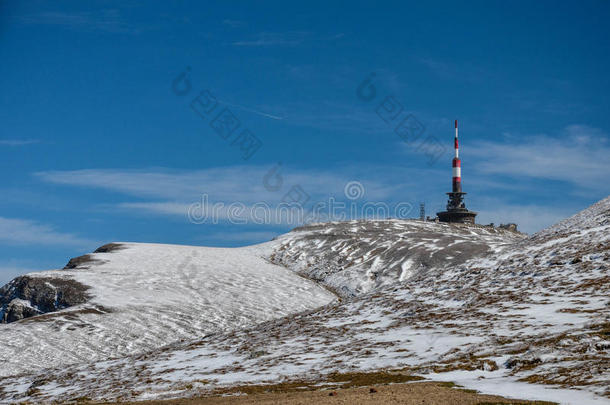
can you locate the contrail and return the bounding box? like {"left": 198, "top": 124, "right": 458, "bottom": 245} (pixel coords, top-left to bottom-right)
{"left": 218, "top": 100, "right": 284, "bottom": 121}
{"left": 0, "top": 139, "right": 40, "bottom": 146}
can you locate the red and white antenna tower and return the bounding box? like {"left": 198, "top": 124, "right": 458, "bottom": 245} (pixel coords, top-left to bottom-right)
{"left": 436, "top": 119, "right": 477, "bottom": 224}
{"left": 453, "top": 119, "right": 461, "bottom": 193}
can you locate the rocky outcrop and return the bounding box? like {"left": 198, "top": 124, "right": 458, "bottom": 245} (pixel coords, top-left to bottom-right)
{"left": 63, "top": 254, "right": 101, "bottom": 269}
{"left": 0, "top": 275, "right": 90, "bottom": 323}
{"left": 62, "top": 244, "right": 124, "bottom": 269}
{"left": 93, "top": 243, "right": 125, "bottom": 253}
{"left": 0, "top": 243, "right": 125, "bottom": 323}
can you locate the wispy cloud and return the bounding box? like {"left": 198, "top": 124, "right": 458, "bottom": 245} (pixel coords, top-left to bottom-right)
{"left": 231, "top": 30, "right": 346, "bottom": 47}
{"left": 473, "top": 197, "right": 576, "bottom": 234}
{"left": 232, "top": 31, "right": 310, "bottom": 47}
{"left": 204, "top": 231, "right": 279, "bottom": 244}
{"left": 267, "top": 100, "right": 394, "bottom": 135}
{"left": 36, "top": 167, "right": 274, "bottom": 203}
{"left": 218, "top": 99, "right": 283, "bottom": 120}
{"left": 469, "top": 125, "right": 610, "bottom": 192}
{"left": 416, "top": 57, "right": 454, "bottom": 78}
{"left": 116, "top": 201, "right": 337, "bottom": 225}
{"left": 0, "top": 139, "right": 39, "bottom": 146}
{"left": 0, "top": 217, "right": 96, "bottom": 247}
{"left": 35, "top": 166, "right": 402, "bottom": 203}
{"left": 35, "top": 146, "right": 607, "bottom": 233}
{"left": 414, "top": 56, "right": 490, "bottom": 83}
{"left": 16, "top": 9, "right": 138, "bottom": 34}
{"left": 222, "top": 19, "right": 245, "bottom": 28}
{"left": 118, "top": 202, "right": 192, "bottom": 216}
{"left": 35, "top": 166, "right": 413, "bottom": 225}
{"left": 116, "top": 201, "right": 284, "bottom": 224}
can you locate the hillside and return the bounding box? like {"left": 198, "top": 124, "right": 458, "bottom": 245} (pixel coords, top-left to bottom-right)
{"left": 270, "top": 219, "right": 525, "bottom": 296}
{"left": 0, "top": 243, "right": 335, "bottom": 377}
{"left": 0, "top": 197, "right": 608, "bottom": 404}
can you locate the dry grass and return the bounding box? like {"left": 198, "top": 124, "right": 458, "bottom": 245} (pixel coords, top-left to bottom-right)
{"left": 106, "top": 379, "right": 558, "bottom": 405}
{"left": 210, "top": 370, "right": 424, "bottom": 396}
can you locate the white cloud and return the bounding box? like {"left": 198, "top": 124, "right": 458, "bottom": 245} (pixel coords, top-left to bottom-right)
{"left": 475, "top": 202, "right": 575, "bottom": 234}
{"left": 36, "top": 166, "right": 418, "bottom": 227}
{"left": 35, "top": 144, "right": 608, "bottom": 233}
{"left": 0, "top": 217, "right": 96, "bottom": 247}
{"left": 37, "top": 167, "right": 268, "bottom": 202}
{"left": 469, "top": 125, "right": 610, "bottom": 192}
{"left": 36, "top": 166, "right": 402, "bottom": 205}
{"left": 118, "top": 202, "right": 192, "bottom": 216}
{"left": 117, "top": 200, "right": 322, "bottom": 226}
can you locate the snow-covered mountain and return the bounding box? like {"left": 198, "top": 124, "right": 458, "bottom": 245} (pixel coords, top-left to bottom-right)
{"left": 0, "top": 243, "right": 335, "bottom": 377}
{"left": 0, "top": 197, "right": 608, "bottom": 404}
{"left": 270, "top": 220, "right": 525, "bottom": 296}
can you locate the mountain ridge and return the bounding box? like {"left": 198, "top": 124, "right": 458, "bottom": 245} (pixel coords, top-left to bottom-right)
{"left": 0, "top": 196, "right": 608, "bottom": 403}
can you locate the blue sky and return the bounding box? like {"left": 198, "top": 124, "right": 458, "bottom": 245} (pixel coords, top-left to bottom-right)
{"left": 1, "top": 1, "right": 610, "bottom": 285}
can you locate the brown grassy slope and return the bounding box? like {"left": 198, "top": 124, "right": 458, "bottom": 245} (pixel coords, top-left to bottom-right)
{"left": 111, "top": 381, "right": 556, "bottom": 405}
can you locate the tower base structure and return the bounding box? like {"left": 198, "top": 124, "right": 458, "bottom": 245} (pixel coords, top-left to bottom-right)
{"left": 436, "top": 191, "right": 477, "bottom": 224}
{"left": 437, "top": 208, "right": 477, "bottom": 224}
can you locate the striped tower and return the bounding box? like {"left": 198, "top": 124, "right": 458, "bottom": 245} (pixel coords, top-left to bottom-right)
{"left": 452, "top": 119, "right": 461, "bottom": 193}
{"left": 436, "top": 119, "right": 477, "bottom": 224}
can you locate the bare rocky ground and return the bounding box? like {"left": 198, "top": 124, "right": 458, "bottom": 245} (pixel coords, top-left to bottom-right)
{"left": 0, "top": 197, "right": 608, "bottom": 404}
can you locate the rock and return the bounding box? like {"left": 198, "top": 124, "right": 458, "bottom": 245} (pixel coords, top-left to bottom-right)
{"left": 94, "top": 243, "right": 125, "bottom": 253}
{"left": 0, "top": 275, "right": 90, "bottom": 323}
{"left": 482, "top": 359, "right": 499, "bottom": 371}
{"left": 3, "top": 299, "right": 39, "bottom": 323}
{"left": 499, "top": 223, "right": 519, "bottom": 232}
{"left": 64, "top": 254, "right": 101, "bottom": 269}
{"left": 504, "top": 357, "right": 541, "bottom": 370}
{"left": 64, "top": 243, "right": 124, "bottom": 269}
